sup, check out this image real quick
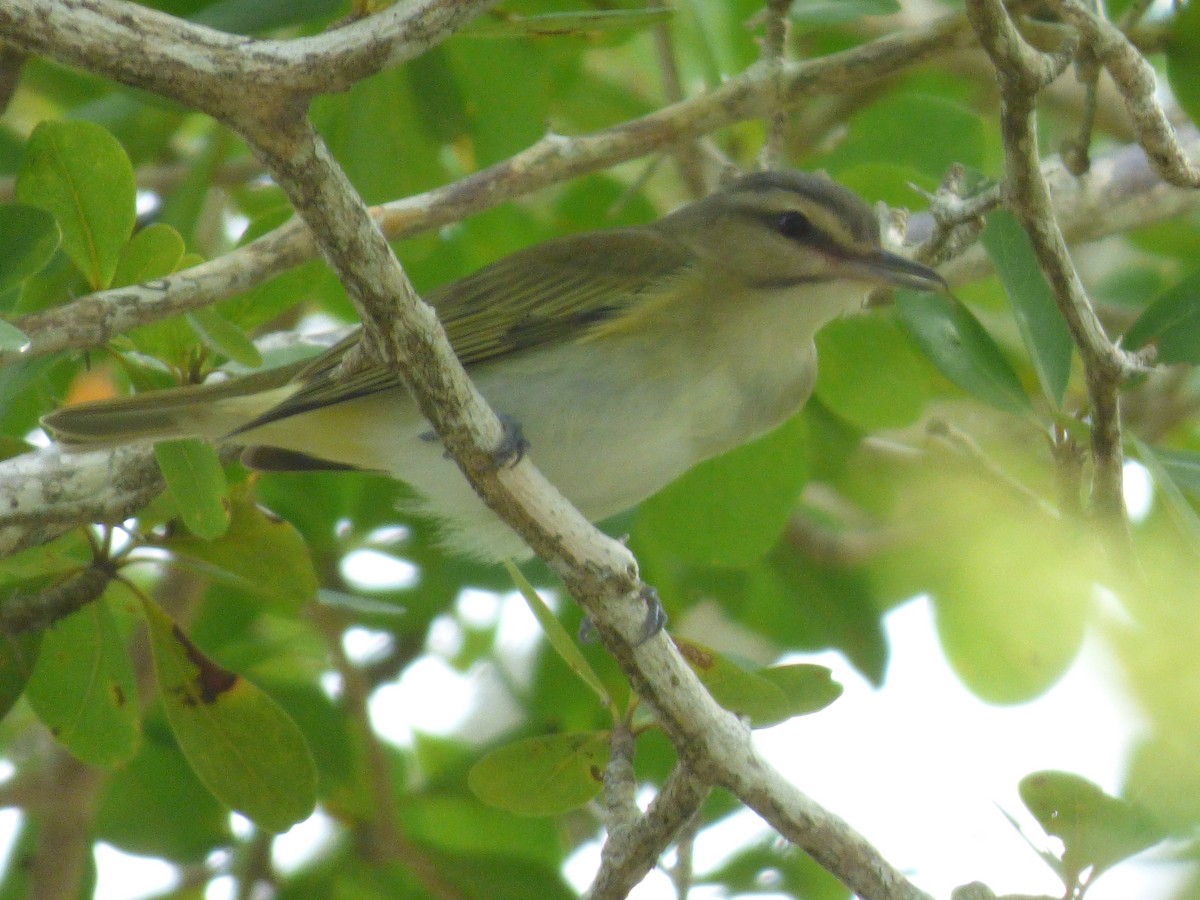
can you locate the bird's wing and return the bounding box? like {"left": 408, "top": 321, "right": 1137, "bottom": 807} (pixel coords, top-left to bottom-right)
{"left": 233, "top": 227, "right": 694, "bottom": 432}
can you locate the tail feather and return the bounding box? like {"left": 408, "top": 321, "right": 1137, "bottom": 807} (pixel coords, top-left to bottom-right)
{"left": 41, "top": 369, "right": 299, "bottom": 448}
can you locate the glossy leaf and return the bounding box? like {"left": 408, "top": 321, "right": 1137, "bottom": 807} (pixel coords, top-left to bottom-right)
{"left": 26, "top": 597, "right": 140, "bottom": 766}
{"left": 141, "top": 598, "right": 317, "bottom": 833}
{"left": 1148, "top": 446, "right": 1200, "bottom": 499}
{"left": 981, "top": 210, "right": 1072, "bottom": 407}
{"left": 0, "top": 204, "right": 60, "bottom": 298}
{"left": 896, "top": 288, "right": 1031, "bottom": 414}
{"left": 635, "top": 413, "right": 809, "bottom": 567}
{"left": 468, "top": 732, "right": 609, "bottom": 816}
{"left": 1133, "top": 440, "right": 1200, "bottom": 557}
{"left": 154, "top": 439, "right": 230, "bottom": 540}
{"left": 0, "top": 530, "right": 92, "bottom": 584}
{"left": 15, "top": 120, "right": 136, "bottom": 290}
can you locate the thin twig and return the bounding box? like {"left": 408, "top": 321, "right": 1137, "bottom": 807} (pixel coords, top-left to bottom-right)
{"left": 966, "top": 0, "right": 1148, "bottom": 546}
{"left": 757, "top": 0, "right": 794, "bottom": 171}
{"left": 1059, "top": 0, "right": 1200, "bottom": 188}
{"left": 587, "top": 763, "right": 710, "bottom": 900}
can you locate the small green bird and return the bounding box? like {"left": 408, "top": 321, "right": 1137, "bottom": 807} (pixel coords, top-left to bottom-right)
{"left": 42, "top": 171, "right": 943, "bottom": 560}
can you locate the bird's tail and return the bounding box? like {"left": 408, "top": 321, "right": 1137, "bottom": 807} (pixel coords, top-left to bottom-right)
{"left": 41, "top": 367, "right": 299, "bottom": 448}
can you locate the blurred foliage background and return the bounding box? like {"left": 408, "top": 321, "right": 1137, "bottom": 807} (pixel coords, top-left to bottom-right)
{"left": 1, "top": 0, "right": 1200, "bottom": 897}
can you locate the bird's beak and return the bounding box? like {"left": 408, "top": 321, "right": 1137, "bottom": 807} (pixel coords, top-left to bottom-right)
{"left": 848, "top": 249, "right": 947, "bottom": 292}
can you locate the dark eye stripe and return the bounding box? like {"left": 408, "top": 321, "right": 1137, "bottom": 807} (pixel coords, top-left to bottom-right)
{"left": 757, "top": 209, "right": 843, "bottom": 255}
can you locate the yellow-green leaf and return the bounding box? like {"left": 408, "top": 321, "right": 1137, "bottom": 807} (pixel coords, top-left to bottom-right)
{"left": 468, "top": 732, "right": 609, "bottom": 816}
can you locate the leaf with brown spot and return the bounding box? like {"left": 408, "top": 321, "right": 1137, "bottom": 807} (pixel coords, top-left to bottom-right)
{"left": 26, "top": 597, "right": 140, "bottom": 766}
{"left": 141, "top": 599, "right": 316, "bottom": 833}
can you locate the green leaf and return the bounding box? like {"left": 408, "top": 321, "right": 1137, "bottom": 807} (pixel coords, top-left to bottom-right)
{"left": 1020, "top": 771, "right": 1163, "bottom": 885}
{"left": 824, "top": 94, "right": 987, "bottom": 180}
{"left": 218, "top": 209, "right": 335, "bottom": 332}
{"left": 789, "top": 0, "right": 900, "bottom": 24}
{"left": 675, "top": 637, "right": 789, "bottom": 726}
{"left": 95, "top": 734, "right": 233, "bottom": 862}
{"left": 635, "top": 413, "right": 809, "bottom": 567}
{"left": 896, "top": 288, "right": 1031, "bottom": 414}
{"left": 923, "top": 485, "right": 1092, "bottom": 704}
{"left": 402, "top": 794, "right": 563, "bottom": 867}
{"left": 815, "top": 316, "right": 928, "bottom": 430}
{"left": 468, "top": 732, "right": 609, "bottom": 816}
{"left": 26, "top": 597, "right": 140, "bottom": 766}
{"left": 0, "top": 530, "right": 92, "bottom": 584}
{"left": 111, "top": 221, "right": 186, "bottom": 288}
{"left": 675, "top": 638, "right": 840, "bottom": 727}
{"left": 758, "top": 664, "right": 844, "bottom": 717}
{"left": 154, "top": 439, "right": 230, "bottom": 540}
{"left": 0, "top": 320, "right": 30, "bottom": 353}
{"left": 186, "top": 307, "right": 263, "bottom": 368}
{"left": 15, "top": 120, "right": 136, "bottom": 290}
{"left": 162, "top": 484, "right": 317, "bottom": 613}
{"left": 981, "top": 210, "right": 1072, "bottom": 408}
{"left": 0, "top": 204, "right": 60, "bottom": 299}
{"left": 444, "top": 39, "right": 549, "bottom": 167}
{"left": 312, "top": 66, "right": 446, "bottom": 205}
{"left": 505, "top": 561, "right": 611, "bottom": 710}
{"left": 1124, "top": 267, "right": 1200, "bottom": 364}
{"left": 1167, "top": 2, "right": 1200, "bottom": 128}
{"left": 0, "top": 630, "right": 41, "bottom": 720}
{"left": 140, "top": 598, "right": 317, "bottom": 833}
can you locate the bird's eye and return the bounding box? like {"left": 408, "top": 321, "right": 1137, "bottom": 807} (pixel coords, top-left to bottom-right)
{"left": 776, "top": 211, "right": 813, "bottom": 240}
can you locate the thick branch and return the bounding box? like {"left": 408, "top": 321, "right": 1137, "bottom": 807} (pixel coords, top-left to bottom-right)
{"left": 0, "top": 0, "right": 495, "bottom": 114}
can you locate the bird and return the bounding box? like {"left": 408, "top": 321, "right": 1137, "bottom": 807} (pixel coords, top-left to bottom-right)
{"left": 41, "top": 170, "right": 944, "bottom": 561}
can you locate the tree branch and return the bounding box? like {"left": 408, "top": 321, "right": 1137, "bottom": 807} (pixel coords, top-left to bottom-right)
{"left": 2, "top": 1, "right": 976, "bottom": 366}
{"left": 0, "top": 0, "right": 496, "bottom": 114}
{"left": 588, "top": 760, "right": 710, "bottom": 900}
{"left": 1058, "top": 0, "right": 1200, "bottom": 188}
{"left": 966, "top": 0, "right": 1152, "bottom": 537}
